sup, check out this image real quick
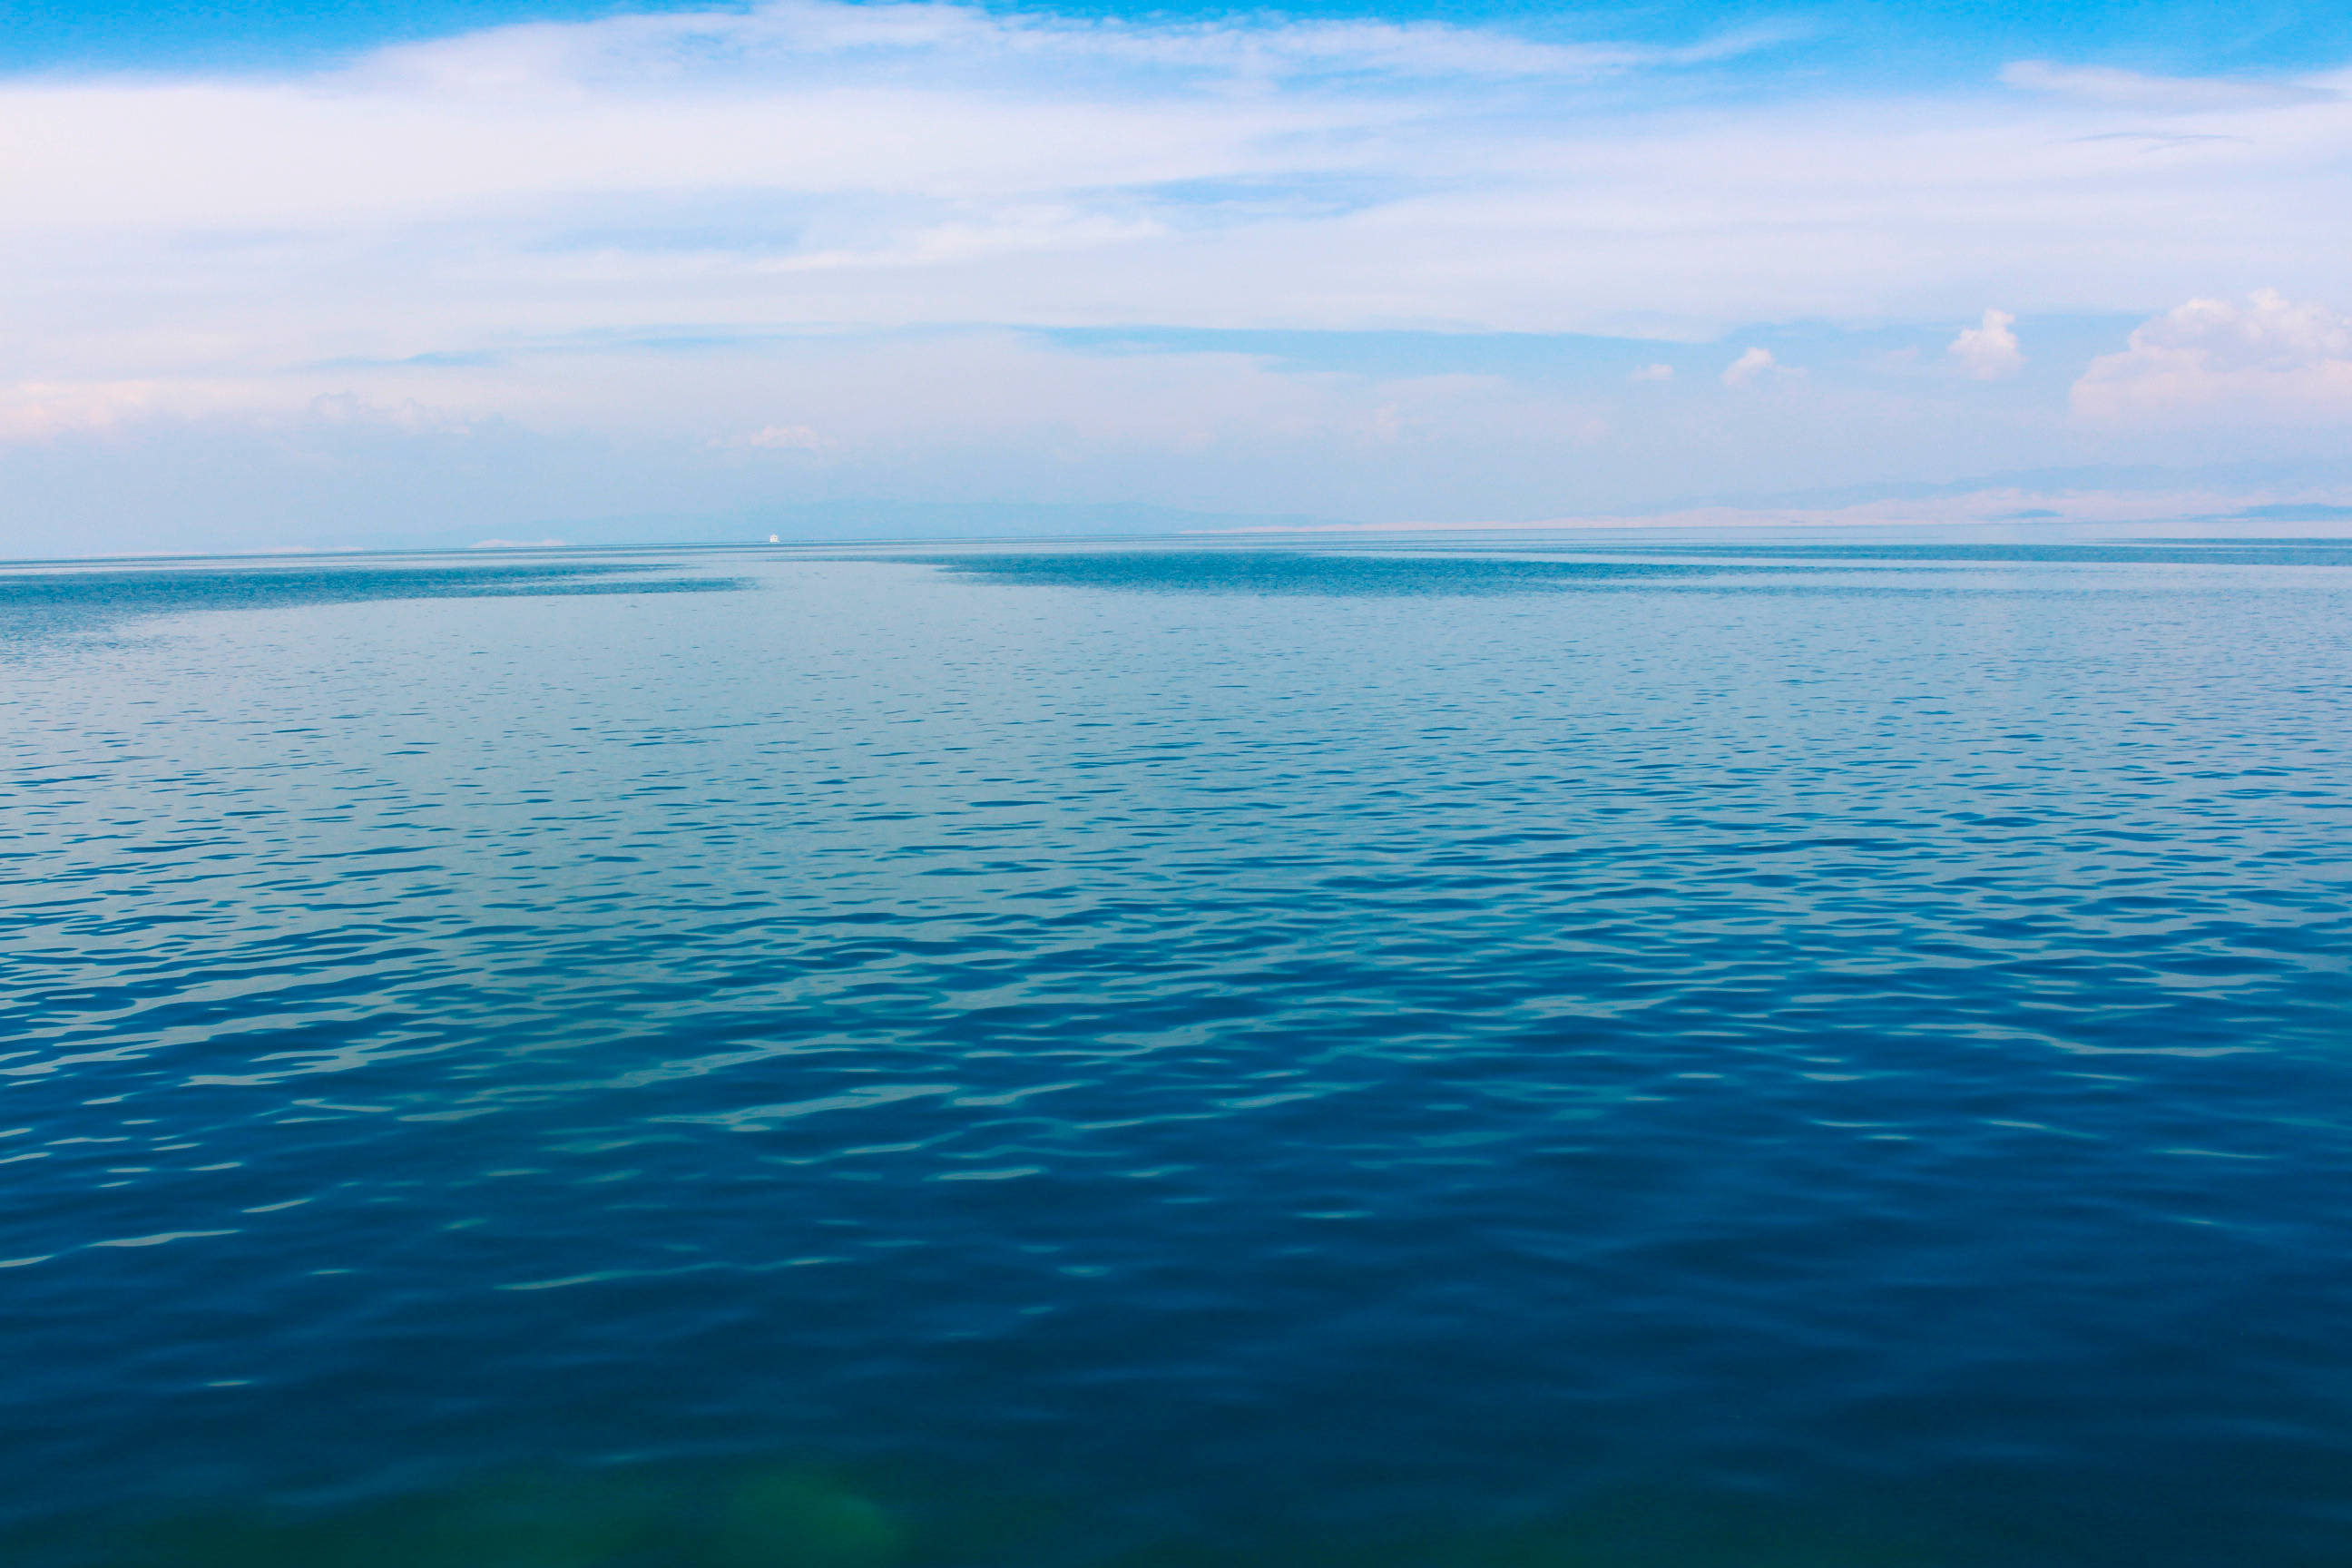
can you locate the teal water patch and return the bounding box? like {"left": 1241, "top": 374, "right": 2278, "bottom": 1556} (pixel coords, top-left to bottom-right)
{"left": 1548, "top": 540, "right": 2352, "bottom": 567}
{"left": 924, "top": 552, "right": 1774, "bottom": 595}
{"left": 0, "top": 560, "right": 744, "bottom": 651}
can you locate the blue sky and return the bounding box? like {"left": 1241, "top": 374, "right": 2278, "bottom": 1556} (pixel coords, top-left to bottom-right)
{"left": 10, "top": 0, "right": 2350, "bottom": 76}
{"left": 4, "top": 0, "right": 2350, "bottom": 552}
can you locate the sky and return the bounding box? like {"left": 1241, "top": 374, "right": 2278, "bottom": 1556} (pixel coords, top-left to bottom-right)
{"left": 3, "top": 0, "right": 2351, "bottom": 553}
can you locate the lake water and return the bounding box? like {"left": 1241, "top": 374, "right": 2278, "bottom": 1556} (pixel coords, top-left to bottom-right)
{"left": 3, "top": 534, "right": 2349, "bottom": 1567}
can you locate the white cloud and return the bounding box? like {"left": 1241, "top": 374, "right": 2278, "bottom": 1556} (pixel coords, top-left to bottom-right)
{"left": 2000, "top": 60, "right": 2338, "bottom": 113}
{"left": 3, "top": 1, "right": 2349, "bottom": 377}
{"left": 2073, "top": 290, "right": 2352, "bottom": 424}
{"left": 1631, "top": 363, "right": 1673, "bottom": 381}
{"left": 1948, "top": 309, "right": 2024, "bottom": 378}
{"left": 5, "top": 0, "right": 2352, "bottom": 548}
{"left": 357, "top": 3, "right": 1662, "bottom": 94}
{"left": 742, "top": 424, "right": 832, "bottom": 450}
{"left": 1720, "top": 347, "right": 1777, "bottom": 387}
{"left": 0, "top": 381, "right": 163, "bottom": 440}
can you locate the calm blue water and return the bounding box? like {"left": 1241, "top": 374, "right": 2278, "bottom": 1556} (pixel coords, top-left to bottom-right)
{"left": 3, "top": 537, "right": 2349, "bottom": 1566}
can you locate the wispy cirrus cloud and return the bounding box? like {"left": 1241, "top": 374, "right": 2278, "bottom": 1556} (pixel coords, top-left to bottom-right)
{"left": 2000, "top": 59, "right": 2340, "bottom": 112}
{"left": 4, "top": 0, "right": 2352, "bottom": 551}
{"left": 6, "top": 3, "right": 2347, "bottom": 355}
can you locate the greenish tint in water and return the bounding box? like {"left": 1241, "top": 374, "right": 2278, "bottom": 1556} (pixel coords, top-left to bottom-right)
{"left": 67, "top": 1465, "right": 1955, "bottom": 1568}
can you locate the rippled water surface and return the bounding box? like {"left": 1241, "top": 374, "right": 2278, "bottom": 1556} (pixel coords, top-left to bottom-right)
{"left": 4, "top": 539, "right": 2350, "bottom": 1566}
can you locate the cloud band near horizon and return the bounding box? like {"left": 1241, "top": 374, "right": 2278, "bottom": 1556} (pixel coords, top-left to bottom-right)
{"left": 4, "top": 0, "right": 2352, "bottom": 552}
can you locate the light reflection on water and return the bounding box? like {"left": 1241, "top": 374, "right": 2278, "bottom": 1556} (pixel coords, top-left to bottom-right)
{"left": 2, "top": 536, "right": 2349, "bottom": 1566}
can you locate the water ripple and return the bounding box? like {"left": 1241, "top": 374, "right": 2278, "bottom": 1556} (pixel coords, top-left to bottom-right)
{"left": 0, "top": 546, "right": 2348, "bottom": 1566}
